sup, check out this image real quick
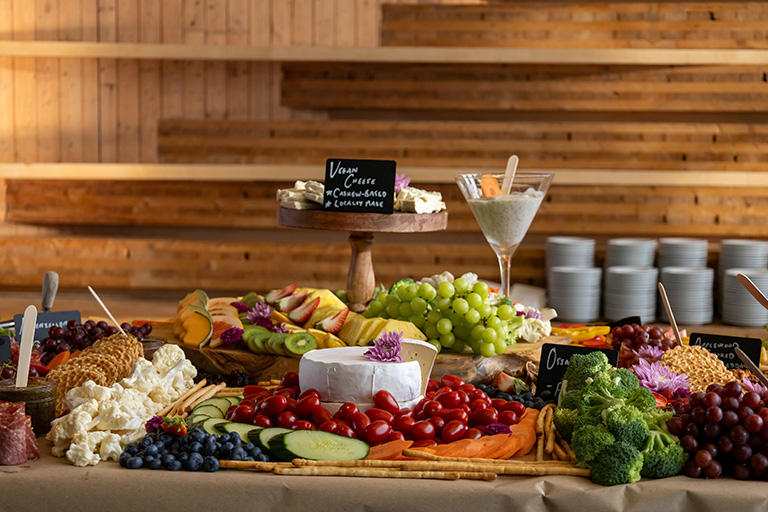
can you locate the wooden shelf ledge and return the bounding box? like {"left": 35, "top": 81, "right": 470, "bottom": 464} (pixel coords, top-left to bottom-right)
{"left": 3, "top": 163, "right": 768, "bottom": 187}
{"left": 2, "top": 41, "right": 768, "bottom": 65}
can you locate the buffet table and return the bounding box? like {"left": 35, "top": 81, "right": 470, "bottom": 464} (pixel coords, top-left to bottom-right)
{"left": 3, "top": 440, "right": 768, "bottom": 512}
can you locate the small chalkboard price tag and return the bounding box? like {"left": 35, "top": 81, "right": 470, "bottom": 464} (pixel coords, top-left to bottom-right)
{"left": 323, "top": 158, "right": 396, "bottom": 214}
{"left": 689, "top": 332, "right": 762, "bottom": 370}
{"left": 14, "top": 310, "right": 82, "bottom": 343}
{"left": 0, "top": 335, "right": 11, "bottom": 363}
{"left": 536, "top": 343, "right": 619, "bottom": 398}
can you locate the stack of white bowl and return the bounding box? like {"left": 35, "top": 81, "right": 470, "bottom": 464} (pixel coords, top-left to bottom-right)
{"left": 718, "top": 240, "right": 768, "bottom": 311}
{"left": 658, "top": 238, "right": 709, "bottom": 269}
{"left": 658, "top": 267, "right": 714, "bottom": 325}
{"left": 545, "top": 237, "right": 595, "bottom": 286}
{"left": 722, "top": 268, "right": 768, "bottom": 326}
{"left": 603, "top": 266, "right": 659, "bottom": 324}
{"left": 548, "top": 266, "right": 602, "bottom": 322}
{"left": 604, "top": 238, "right": 657, "bottom": 268}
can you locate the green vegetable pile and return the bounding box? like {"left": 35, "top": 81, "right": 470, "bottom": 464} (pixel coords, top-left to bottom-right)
{"left": 553, "top": 351, "right": 687, "bottom": 486}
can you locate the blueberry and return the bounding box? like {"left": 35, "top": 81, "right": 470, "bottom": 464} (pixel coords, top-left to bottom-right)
{"left": 202, "top": 456, "right": 220, "bottom": 472}
{"left": 206, "top": 434, "right": 218, "bottom": 444}
{"left": 140, "top": 436, "right": 154, "bottom": 447}
{"left": 232, "top": 448, "right": 247, "bottom": 461}
{"left": 243, "top": 442, "right": 255, "bottom": 451}
{"left": 167, "top": 460, "right": 182, "bottom": 472}
{"left": 218, "top": 442, "right": 234, "bottom": 459}
{"left": 523, "top": 400, "right": 535, "bottom": 408}
{"left": 189, "top": 441, "right": 203, "bottom": 453}
{"left": 162, "top": 454, "right": 176, "bottom": 466}
{"left": 256, "top": 453, "right": 269, "bottom": 462}
{"left": 119, "top": 453, "right": 131, "bottom": 467}
{"left": 202, "top": 442, "right": 217, "bottom": 456}
{"left": 190, "top": 430, "right": 206, "bottom": 444}
{"left": 169, "top": 446, "right": 180, "bottom": 456}
{"left": 231, "top": 435, "right": 242, "bottom": 447}
{"left": 218, "top": 433, "right": 230, "bottom": 444}
{"left": 143, "top": 455, "right": 156, "bottom": 464}
{"left": 501, "top": 393, "right": 513, "bottom": 401}
{"left": 153, "top": 441, "right": 165, "bottom": 452}
{"left": 247, "top": 446, "right": 263, "bottom": 458}
{"left": 147, "top": 458, "right": 163, "bottom": 470}
{"left": 539, "top": 390, "right": 554, "bottom": 400}
{"left": 157, "top": 432, "right": 172, "bottom": 444}
{"left": 126, "top": 456, "right": 143, "bottom": 470}
{"left": 180, "top": 444, "right": 190, "bottom": 453}
{"left": 185, "top": 452, "right": 204, "bottom": 471}
{"left": 477, "top": 384, "right": 487, "bottom": 391}
{"left": 143, "top": 444, "right": 159, "bottom": 456}
{"left": 124, "top": 444, "right": 140, "bottom": 456}
{"left": 522, "top": 391, "right": 533, "bottom": 400}
{"left": 177, "top": 452, "right": 190, "bottom": 464}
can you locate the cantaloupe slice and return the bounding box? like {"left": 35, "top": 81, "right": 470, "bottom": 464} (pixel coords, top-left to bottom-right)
{"left": 177, "top": 289, "right": 208, "bottom": 313}
{"left": 181, "top": 305, "right": 213, "bottom": 348}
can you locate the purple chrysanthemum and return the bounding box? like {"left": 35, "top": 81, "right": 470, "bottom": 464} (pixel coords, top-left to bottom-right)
{"left": 633, "top": 359, "right": 691, "bottom": 399}
{"left": 633, "top": 345, "right": 665, "bottom": 363}
{"left": 246, "top": 302, "right": 273, "bottom": 322}
{"left": 230, "top": 301, "right": 250, "bottom": 313}
{"left": 742, "top": 377, "right": 768, "bottom": 400}
{"left": 364, "top": 331, "right": 404, "bottom": 363}
{"left": 274, "top": 323, "right": 289, "bottom": 334}
{"left": 145, "top": 415, "right": 163, "bottom": 433}
{"left": 394, "top": 173, "right": 411, "bottom": 194}
{"left": 484, "top": 423, "right": 512, "bottom": 435}
{"left": 221, "top": 327, "right": 244, "bottom": 346}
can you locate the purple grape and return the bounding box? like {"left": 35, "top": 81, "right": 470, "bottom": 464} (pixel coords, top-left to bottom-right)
{"left": 105, "top": 326, "right": 118, "bottom": 336}
{"left": 56, "top": 343, "right": 72, "bottom": 353}
{"left": 67, "top": 319, "right": 79, "bottom": 331}
{"left": 141, "top": 323, "right": 153, "bottom": 335}
{"left": 96, "top": 321, "right": 109, "bottom": 331}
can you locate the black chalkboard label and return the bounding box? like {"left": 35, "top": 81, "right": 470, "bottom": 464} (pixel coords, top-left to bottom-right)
{"left": 537, "top": 343, "right": 619, "bottom": 398}
{"left": 689, "top": 332, "right": 762, "bottom": 370}
{"left": 323, "top": 158, "right": 396, "bottom": 214}
{"left": 14, "top": 310, "right": 82, "bottom": 343}
{"left": 0, "top": 335, "right": 11, "bottom": 363}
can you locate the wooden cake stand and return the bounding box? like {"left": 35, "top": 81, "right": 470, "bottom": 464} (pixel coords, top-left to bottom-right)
{"left": 277, "top": 208, "right": 448, "bottom": 312}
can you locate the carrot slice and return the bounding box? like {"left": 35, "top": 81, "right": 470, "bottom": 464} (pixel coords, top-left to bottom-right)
{"left": 46, "top": 350, "right": 71, "bottom": 370}
{"left": 508, "top": 408, "right": 539, "bottom": 458}
{"left": 365, "top": 440, "right": 414, "bottom": 460}
{"left": 474, "top": 434, "right": 512, "bottom": 459}
{"left": 481, "top": 174, "right": 502, "bottom": 197}
{"left": 70, "top": 350, "right": 82, "bottom": 359}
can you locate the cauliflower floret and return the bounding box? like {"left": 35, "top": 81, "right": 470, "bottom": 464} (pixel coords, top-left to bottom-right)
{"left": 118, "top": 429, "right": 146, "bottom": 446}
{"left": 119, "top": 358, "right": 160, "bottom": 394}
{"left": 151, "top": 344, "right": 186, "bottom": 374}
{"left": 99, "top": 433, "right": 124, "bottom": 462}
{"left": 67, "top": 430, "right": 109, "bottom": 467}
{"left": 517, "top": 318, "right": 552, "bottom": 343}
{"left": 64, "top": 380, "right": 114, "bottom": 411}
{"left": 46, "top": 399, "right": 100, "bottom": 450}
{"left": 97, "top": 388, "right": 162, "bottom": 431}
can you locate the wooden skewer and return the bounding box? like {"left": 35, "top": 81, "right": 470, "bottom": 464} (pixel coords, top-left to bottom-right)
{"left": 658, "top": 282, "right": 683, "bottom": 347}
{"left": 87, "top": 286, "right": 126, "bottom": 336}
{"left": 273, "top": 466, "right": 462, "bottom": 480}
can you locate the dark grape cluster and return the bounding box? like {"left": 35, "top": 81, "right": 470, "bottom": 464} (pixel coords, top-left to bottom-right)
{"left": 668, "top": 381, "right": 768, "bottom": 480}
{"left": 119, "top": 322, "right": 153, "bottom": 342}
{"left": 476, "top": 384, "right": 554, "bottom": 410}
{"left": 38, "top": 319, "right": 123, "bottom": 366}
{"left": 194, "top": 369, "right": 251, "bottom": 388}
{"left": 610, "top": 324, "right": 676, "bottom": 352}
{"left": 119, "top": 428, "right": 269, "bottom": 472}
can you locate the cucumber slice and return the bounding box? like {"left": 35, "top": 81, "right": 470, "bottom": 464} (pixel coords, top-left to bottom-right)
{"left": 222, "top": 422, "right": 262, "bottom": 443}
{"left": 201, "top": 417, "right": 229, "bottom": 435}
{"left": 186, "top": 413, "right": 211, "bottom": 427}
{"left": 250, "top": 427, "right": 292, "bottom": 453}
{"left": 191, "top": 404, "right": 226, "bottom": 419}
{"left": 223, "top": 396, "right": 241, "bottom": 407}
{"left": 284, "top": 332, "right": 318, "bottom": 357}
{"left": 268, "top": 430, "right": 370, "bottom": 462}
{"left": 267, "top": 333, "right": 290, "bottom": 355}
{"left": 193, "top": 397, "right": 233, "bottom": 415}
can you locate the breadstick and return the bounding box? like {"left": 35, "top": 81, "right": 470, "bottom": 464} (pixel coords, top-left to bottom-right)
{"left": 552, "top": 442, "right": 567, "bottom": 461}
{"left": 557, "top": 434, "right": 576, "bottom": 461}
{"left": 536, "top": 404, "right": 552, "bottom": 435}
{"left": 214, "top": 387, "right": 245, "bottom": 397}
{"left": 399, "top": 461, "right": 590, "bottom": 477}
{"left": 157, "top": 379, "right": 207, "bottom": 417}
{"left": 293, "top": 459, "right": 406, "bottom": 468}
{"left": 543, "top": 406, "right": 555, "bottom": 454}
{"left": 218, "top": 460, "right": 292, "bottom": 471}
{"left": 536, "top": 434, "right": 544, "bottom": 461}
{"left": 186, "top": 382, "right": 227, "bottom": 412}
{"left": 402, "top": 449, "right": 573, "bottom": 465}
{"left": 274, "top": 467, "right": 461, "bottom": 480}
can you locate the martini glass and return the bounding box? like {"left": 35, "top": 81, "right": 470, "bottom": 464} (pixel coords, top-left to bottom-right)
{"left": 455, "top": 172, "right": 554, "bottom": 298}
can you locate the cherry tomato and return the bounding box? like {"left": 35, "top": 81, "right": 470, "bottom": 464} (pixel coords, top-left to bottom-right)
{"left": 499, "top": 410, "right": 519, "bottom": 426}
{"left": 298, "top": 388, "right": 321, "bottom": 400}
{"left": 335, "top": 425, "right": 357, "bottom": 438}
{"left": 238, "top": 398, "right": 257, "bottom": 409}
{"left": 295, "top": 395, "right": 322, "bottom": 419}
{"left": 414, "top": 398, "right": 429, "bottom": 414}
{"left": 469, "top": 388, "right": 490, "bottom": 404}
{"left": 312, "top": 407, "right": 334, "bottom": 426}
{"left": 434, "top": 386, "right": 451, "bottom": 397}
{"left": 319, "top": 421, "right": 339, "bottom": 434}
{"left": 276, "top": 411, "right": 298, "bottom": 429}
{"left": 469, "top": 399, "right": 490, "bottom": 412}
{"left": 394, "top": 415, "right": 416, "bottom": 435}
{"left": 260, "top": 395, "right": 288, "bottom": 417}
{"left": 336, "top": 403, "right": 360, "bottom": 423}
{"left": 229, "top": 404, "right": 256, "bottom": 424}
{"left": 469, "top": 407, "right": 499, "bottom": 426}
{"left": 441, "top": 420, "right": 467, "bottom": 443}
{"left": 252, "top": 414, "right": 273, "bottom": 428}
{"left": 281, "top": 371, "right": 299, "bottom": 388}
{"left": 427, "top": 379, "right": 441, "bottom": 393}
{"left": 394, "top": 408, "right": 414, "bottom": 420}
{"left": 422, "top": 400, "right": 444, "bottom": 417}
{"left": 243, "top": 385, "right": 271, "bottom": 400}
{"left": 457, "top": 390, "right": 470, "bottom": 404}
{"left": 225, "top": 405, "right": 238, "bottom": 420}
{"left": 291, "top": 386, "right": 301, "bottom": 397}
{"left": 387, "top": 430, "right": 406, "bottom": 442}
{"left": 411, "top": 420, "right": 436, "bottom": 440}
{"left": 284, "top": 397, "right": 298, "bottom": 412}
{"left": 352, "top": 412, "right": 371, "bottom": 436}
{"left": 436, "top": 391, "right": 461, "bottom": 410}
{"left": 428, "top": 416, "right": 445, "bottom": 436}
{"left": 458, "top": 403, "right": 471, "bottom": 414}
{"left": 464, "top": 427, "right": 483, "bottom": 440}
{"left": 293, "top": 420, "right": 316, "bottom": 431}
{"left": 440, "top": 375, "right": 465, "bottom": 389}
{"left": 460, "top": 384, "right": 477, "bottom": 395}
{"left": 415, "top": 410, "right": 428, "bottom": 421}
{"left": 411, "top": 439, "right": 438, "bottom": 448}
{"left": 365, "top": 408, "right": 394, "bottom": 424}
{"left": 274, "top": 387, "right": 296, "bottom": 400}
{"left": 475, "top": 424, "right": 486, "bottom": 435}
{"left": 364, "top": 420, "right": 393, "bottom": 445}
{"left": 333, "top": 419, "right": 351, "bottom": 429}
{"left": 504, "top": 401, "right": 526, "bottom": 416}
{"left": 491, "top": 398, "right": 507, "bottom": 410}
{"left": 425, "top": 391, "right": 436, "bottom": 400}
{"left": 443, "top": 408, "right": 469, "bottom": 425}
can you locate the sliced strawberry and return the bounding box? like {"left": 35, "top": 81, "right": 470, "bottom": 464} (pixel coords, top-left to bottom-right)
{"left": 289, "top": 297, "right": 320, "bottom": 324}
{"left": 493, "top": 371, "right": 516, "bottom": 393}
{"left": 316, "top": 307, "right": 350, "bottom": 334}
{"left": 266, "top": 284, "right": 297, "bottom": 305}
{"left": 276, "top": 289, "right": 308, "bottom": 313}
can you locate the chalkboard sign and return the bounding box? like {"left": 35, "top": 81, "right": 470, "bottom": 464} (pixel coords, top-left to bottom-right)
{"left": 689, "top": 332, "right": 762, "bottom": 370}
{"left": 536, "top": 343, "right": 619, "bottom": 398}
{"left": 14, "top": 310, "right": 81, "bottom": 343}
{"left": 323, "top": 158, "right": 396, "bottom": 214}
{"left": 0, "top": 335, "right": 11, "bottom": 363}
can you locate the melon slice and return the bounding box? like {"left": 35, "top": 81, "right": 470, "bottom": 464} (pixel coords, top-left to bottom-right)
{"left": 181, "top": 305, "right": 213, "bottom": 348}
{"left": 177, "top": 289, "right": 208, "bottom": 313}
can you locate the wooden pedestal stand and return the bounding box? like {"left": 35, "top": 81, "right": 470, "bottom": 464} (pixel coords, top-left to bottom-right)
{"left": 277, "top": 208, "right": 448, "bottom": 311}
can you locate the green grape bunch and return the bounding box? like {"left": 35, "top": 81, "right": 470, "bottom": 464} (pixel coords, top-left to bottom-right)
{"left": 363, "top": 276, "right": 523, "bottom": 357}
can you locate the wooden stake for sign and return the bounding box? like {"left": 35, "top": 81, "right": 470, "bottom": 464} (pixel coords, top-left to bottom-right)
{"left": 658, "top": 282, "right": 682, "bottom": 347}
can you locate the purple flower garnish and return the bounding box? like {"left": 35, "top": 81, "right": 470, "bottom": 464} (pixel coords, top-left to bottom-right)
{"left": 230, "top": 301, "right": 250, "bottom": 313}
{"left": 633, "top": 359, "right": 691, "bottom": 399}
{"left": 221, "top": 327, "right": 244, "bottom": 346}
{"left": 364, "top": 331, "right": 404, "bottom": 363}
{"left": 274, "top": 323, "right": 289, "bottom": 334}
{"left": 246, "top": 302, "right": 273, "bottom": 322}
{"left": 742, "top": 377, "right": 768, "bottom": 400}
{"left": 394, "top": 173, "right": 411, "bottom": 194}
{"left": 526, "top": 310, "right": 542, "bottom": 320}
{"left": 484, "top": 423, "right": 512, "bottom": 435}
{"left": 146, "top": 415, "right": 163, "bottom": 433}
{"left": 633, "top": 345, "right": 665, "bottom": 363}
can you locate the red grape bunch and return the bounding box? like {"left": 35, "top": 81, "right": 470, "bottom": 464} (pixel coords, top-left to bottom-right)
{"left": 610, "top": 323, "right": 676, "bottom": 352}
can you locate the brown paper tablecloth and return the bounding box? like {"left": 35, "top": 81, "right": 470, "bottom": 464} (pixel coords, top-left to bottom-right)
{"left": 4, "top": 440, "right": 768, "bottom": 512}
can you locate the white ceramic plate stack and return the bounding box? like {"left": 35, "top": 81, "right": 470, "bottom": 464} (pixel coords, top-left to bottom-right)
{"left": 718, "top": 240, "right": 768, "bottom": 312}
{"left": 603, "top": 266, "right": 659, "bottom": 324}
{"left": 658, "top": 238, "right": 709, "bottom": 269}
{"left": 545, "top": 237, "right": 595, "bottom": 287}
{"left": 658, "top": 267, "right": 714, "bottom": 325}
{"left": 604, "top": 238, "right": 657, "bottom": 268}
{"left": 548, "top": 266, "right": 602, "bottom": 322}
{"left": 722, "top": 268, "right": 768, "bottom": 326}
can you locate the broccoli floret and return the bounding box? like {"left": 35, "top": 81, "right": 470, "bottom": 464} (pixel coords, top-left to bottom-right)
{"left": 563, "top": 352, "right": 611, "bottom": 391}
{"left": 643, "top": 408, "right": 674, "bottom": 431}
{"left": 640, "top": 429, "right": 687, "bottom": 479}
{"left": 553, "top": 407, "right": 579, "bottom": 443}
{"left": 578, "top": 384, "right": 626, "bottom": 421}
{"left": 571, "top": 423, "right": 615, "bottom": 468}
{"left": 603, "top": 405, "right": 650, "bottom": 450}
{"left": 610, "top": 368, "right": 640, "bottom": 397}
{"left": 558, "top": 387, "right": 584, "bottom": 411}
{"left": 590, "top": 441, "right": 644, "bottom": 486}
{"left": 625, "top": 387, "right": 657, "bottom": 412}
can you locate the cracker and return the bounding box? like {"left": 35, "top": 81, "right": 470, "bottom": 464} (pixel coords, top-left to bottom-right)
{"left": 661, "top": 345, "right": 735, "bottom": 393}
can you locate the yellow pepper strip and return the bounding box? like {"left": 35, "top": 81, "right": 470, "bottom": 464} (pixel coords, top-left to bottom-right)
{"left": 551, "top": 326, "right": 610, "bottom": 342}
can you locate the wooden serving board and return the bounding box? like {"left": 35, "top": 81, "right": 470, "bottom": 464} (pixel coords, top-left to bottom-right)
{"left": 153, "top": 324, "right": 569, "bottom": 385}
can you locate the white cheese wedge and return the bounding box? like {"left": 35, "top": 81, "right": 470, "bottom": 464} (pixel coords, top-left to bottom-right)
{"left": 304, "top": 191, "right": 324, "bottom": 204}
{"left": 395, "top": 187, "right": 446, "bottom": 214}
{"left": 280, "top": 199, "right": 322, "bottom": 210}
